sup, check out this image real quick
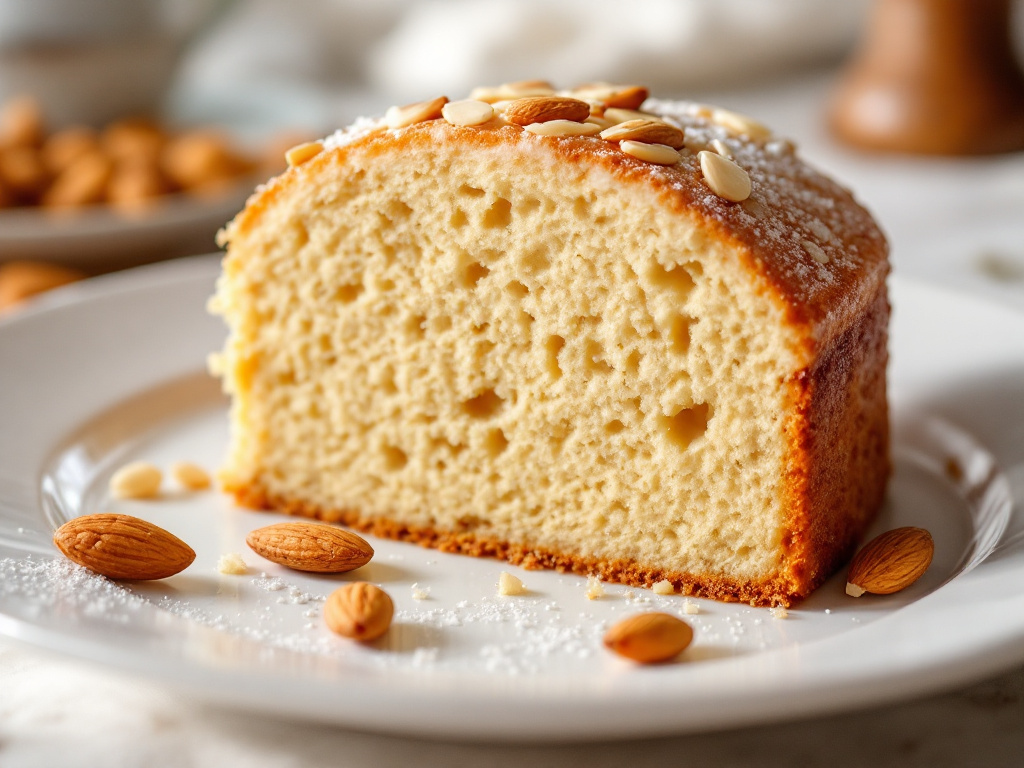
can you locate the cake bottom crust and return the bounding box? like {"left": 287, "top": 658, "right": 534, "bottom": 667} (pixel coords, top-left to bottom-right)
{"left": 232, "top": 483, "right": 814, "bottom": 607}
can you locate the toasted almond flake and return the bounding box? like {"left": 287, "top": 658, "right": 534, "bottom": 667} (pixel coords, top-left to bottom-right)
{"left": 585, "top": 574, "right": 605, "bottom": 600}
{"left": 584, "top": 116, "right": 615, "bottom": 130}
{"left": 497, "top": 571, "right": 527, "bottom": 596}
{"left": 170, "top": 461, "right": 211, "bottom": 491}
{"left": 698, "top": 150, "right": 751, "bottom": 202}
{"left": 571, "top": 83, "right": 649, "bottom": 110}
{"left": 710, "top": 138, "right": 733, "bottom": 159}
{"left": 385, "top": 96, "right": 448, "bottom": 129}
{"left": 652, "top": 579, "right": 675, "bottom": 595}
{"left": 802, "top": 239, "right": 830, "bottom": 264}
{"left": 620, "top": 140, "right": 680, "bottom": 165}
{"left": 109, "top": 461, "right": 162, "bottom": 499}
{"left": 807, "top": 218, "right": 835, "bottom": 243}
{"left": 217, "top": 552, "right": 247, "bottom": 575}
{"left": 712, "top": 107, "right": 772, "bottom": 141}
{"left": 523, "top": 120, "right": 602, "bottom": 137}
{"left": 441, "top": 99, "right": 494, "bottom": 127}
{"left": 471, "top": 81, "right": 555, "bottom": 103}
{"left": 600, "top": 119, "right": 684, "bottom": 148}
{"left": 284, "top": 141, "right": 323, "bottom": 168}
{"left": 603, "top": 107, "right": 662, "bottom": 125}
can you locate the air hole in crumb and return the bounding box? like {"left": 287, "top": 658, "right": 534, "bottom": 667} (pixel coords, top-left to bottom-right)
{"left": 292, "top": 222, "right": 310, "bottom": 248}
{"left": 405, "top": 314, "right": 426, "bottom": 338}
{"left": 585, "top": 340, "right": 612, "bottom": 374}
{"left": 382, "top": 444, "right": 408, "bottom": 470}
{"left": 506, "top": 280, "right": 529, "bottom": 298}
{"left": 647, "top": 261, "right": 698, "bottom": 299}
{"left": 669, "top": 314, "right": 693, "bottom": 353}
{"left": 388, "top": 199, "right": 413, "bottom": 219}
{"left": 485, "top": 428, "right": 509, "bottom": 457}
{"left": 432, "top": 315, "right": 452, "bottom": 333}
{"left": 605, "top": 420, "right": 625, "bottom": 434}
{"left": 377, "top": 278, "right": 395, "bottom": 292}
{"left": 380, "top": 364, "right": 397, "bottom": 394}
{"left": 458, "top": 184, "right": 486, "bottom": 198}
{"left": 522, "top": 247, "right": 550, "bottom": 274}
{"left": 482, "top": 197, "right": 513, "bottom": 228}
{"left": 573, "top": 196, "right": 590, "bottom": 217}
{"left": 625, "top": 349, "right": 642, "bottom": 374}
{"left": 545, "top": 335, "right": 565, "bottom": 379}
{"left": 462, "top": 261, "right": 490, "bottom": 287}
{"left": 449, "top": 208, "right": 468, "bottom": 228}
{"left": 462, "top": 389, "right": 504, "bottom": 419}
{"left": 334, "top": 283, "right": 363, "bottom": 303}
{"left": 661, "top": 403, "right": 711, "bottom": 450}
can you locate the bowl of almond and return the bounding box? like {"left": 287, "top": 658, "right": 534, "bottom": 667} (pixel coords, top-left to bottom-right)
{"left": 0, "top": 95, "right": 290, "bottom": 271}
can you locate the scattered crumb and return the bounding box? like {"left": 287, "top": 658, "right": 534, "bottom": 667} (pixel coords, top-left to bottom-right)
{"left": 585, "top": 575, "right": 605, "bottom": 600}
{"left": 217, "top": 553, "right": 247, "bottom": 575}
{"left": 170, "top": 461, "right": 212, "bottom": 491}
{"left": 770, "top": 606, "right": 788, "bottom": 619}
{"left": 652, "top": 579, "right": 675, "bottom": 595}
{"left": 682, "top": 600, "right": 699, "bottom": 615}
{"left": 497, "top": 571, "right": 527, "bottom": 596}
{"left": 411, "top": 582, "right": 430, "bottom": 600}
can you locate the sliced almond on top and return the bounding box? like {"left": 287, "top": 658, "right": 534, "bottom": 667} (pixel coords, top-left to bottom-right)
{"left": 471, "top": 80, "right": 556, "bottom": 103}
{"left": 711, "top": 107, "right": 772, "bottom": 142}
{"left": 599, "top": 119, "right": 685, "bottom": 149}
{"left": 698, "top": 150, "right": 752, "bottom": 202}
{"left": 571, "top": 83, "right": 649, "bottom": 110}
{"left": 441, "top": 99, "right": 494, "bottom": 127}
{"left": 603, "top": 108, "right": 662, "bottom": 125}
{"left": 504, "top": 96, "right": 591, "bottom": 126}
{"left": 385, "top": 96, "right": 449, "bottom": 129}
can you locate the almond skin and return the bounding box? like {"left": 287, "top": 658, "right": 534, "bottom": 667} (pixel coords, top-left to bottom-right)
{"left": 599, "top": 119, "right": 685, "bottom": 149}
{"left": 325, "top": 582, "right": 393, "bottom": 641}
{"left": 246, "top": 521, "right": 373, "bottom": 573}
{"left": 846, "top": 526, "right": 934, "bottom": 596}
{"left": 603, "top": 612, "right": 693, "bottom": 663}
{"left": 504, "top": 96, "right": 591, "bottom": 126}
{"left": 53, "top": 513, "right": 195, "bottom": 580}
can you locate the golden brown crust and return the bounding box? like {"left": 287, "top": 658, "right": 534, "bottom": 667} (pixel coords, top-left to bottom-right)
{"left": 228, "top": 481, "right": 803, "bottom": 607}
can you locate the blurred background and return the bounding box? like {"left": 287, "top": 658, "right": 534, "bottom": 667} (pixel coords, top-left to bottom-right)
{"left": 1, "top": 0, "right": 1023, "bottom": 308}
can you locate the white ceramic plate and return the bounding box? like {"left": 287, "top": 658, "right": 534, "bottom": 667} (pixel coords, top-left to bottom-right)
{"left": 1, "top": 255, "right": 1024, "bottom": 741}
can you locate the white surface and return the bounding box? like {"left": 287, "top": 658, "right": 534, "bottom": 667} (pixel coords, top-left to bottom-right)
{"left": 2, "top": 256, "right": 1024, "bottom": 745}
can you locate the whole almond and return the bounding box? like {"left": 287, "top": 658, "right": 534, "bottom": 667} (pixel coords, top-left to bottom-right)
{"left": 324, "top": 582, "right": 393, "bottom": 641}
{"left": 846, "top": 526, "right": 934, "bottom": 597}
{"left": 599, "top": 119, "right": 685, "bottom": 149}
{"left": 53, "top": 513, "right": 195, "bottom": 580}
{"left": 603, "top": 612, "right": 693, "bottom": 663}
{"left": 504, "top": 96, "right": 590, "bottom": 126}
{"left": 246, "top": 521, "right": 373, "bottom": 573}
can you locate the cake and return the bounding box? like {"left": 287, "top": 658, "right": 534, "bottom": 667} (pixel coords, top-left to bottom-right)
{"left": 211, "top": 81, "right": 890, "bottom": 607}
